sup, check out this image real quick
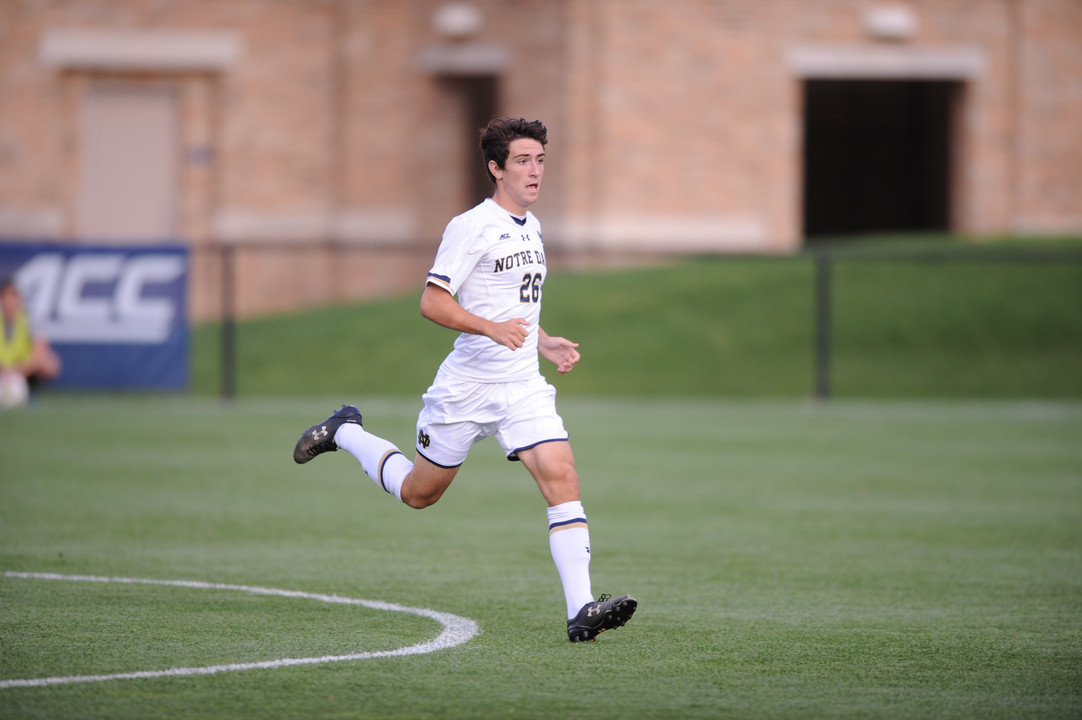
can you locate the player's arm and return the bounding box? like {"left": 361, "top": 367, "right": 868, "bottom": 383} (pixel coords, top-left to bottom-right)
{"left": 420, "top": 283, "right": 529, "bottom": 350}
{"left": 537, "top": 326, "right": 580, "bottom": 374}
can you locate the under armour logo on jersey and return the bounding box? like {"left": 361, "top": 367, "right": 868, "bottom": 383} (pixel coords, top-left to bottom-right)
{"left": 418, "top": 429, "right": 431, "bottom": 449}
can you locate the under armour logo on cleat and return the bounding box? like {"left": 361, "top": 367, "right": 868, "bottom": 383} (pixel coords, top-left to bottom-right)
{"left": 313, "top": 425, "right": 329, "bottom": 439}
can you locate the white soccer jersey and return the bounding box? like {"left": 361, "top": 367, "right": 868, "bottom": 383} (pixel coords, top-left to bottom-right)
{"left": 425, "top": 198, "right": 548, "bottom": 383}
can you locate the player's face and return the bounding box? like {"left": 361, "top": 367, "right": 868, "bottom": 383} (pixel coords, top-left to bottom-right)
{"left": 490, "top": 138, "right": 545, "bottom": 214}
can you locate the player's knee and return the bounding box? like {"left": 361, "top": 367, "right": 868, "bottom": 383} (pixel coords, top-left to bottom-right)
{"left": 400, "top": 484, "right": 442, "bottom": 509}
{"left": 545, "top": 464, "right": 580, "bottom": 501}
{"left": 556, "top": 461, "right": 579, "bottom": 486}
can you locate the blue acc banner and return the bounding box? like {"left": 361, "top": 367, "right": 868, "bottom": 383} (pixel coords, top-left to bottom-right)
{"left": 0, "top": 242, "right": 188, "bottom": 390}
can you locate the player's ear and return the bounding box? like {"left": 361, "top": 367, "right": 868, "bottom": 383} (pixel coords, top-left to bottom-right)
{"left": 488, "top": 159, "right": 502, "bottom": 180}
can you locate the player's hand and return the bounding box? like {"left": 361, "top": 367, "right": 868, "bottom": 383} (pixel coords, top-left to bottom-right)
{"left": 539, "top": 334, "right": 580, "bottom": 374}
{"left": 489, "top": 318, "right": 530, "bottom": 350}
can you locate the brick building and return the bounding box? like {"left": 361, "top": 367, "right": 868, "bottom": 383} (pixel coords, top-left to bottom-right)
{"left": 1, "top": 0, "right": 1080, "bottom": 318}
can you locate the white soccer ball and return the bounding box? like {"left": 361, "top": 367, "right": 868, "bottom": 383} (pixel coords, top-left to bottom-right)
{"left": 0, "top": 372, "right": 29, "bottom": 410}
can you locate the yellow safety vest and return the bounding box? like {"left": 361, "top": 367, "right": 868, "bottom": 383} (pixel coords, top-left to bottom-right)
{"left": 0, "top": 311, "right": 34, "bottom": 369}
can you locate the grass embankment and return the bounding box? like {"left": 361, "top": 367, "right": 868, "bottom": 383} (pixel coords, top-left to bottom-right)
{"left": 191, "top": 241, "right": 1082, "bottom": 398}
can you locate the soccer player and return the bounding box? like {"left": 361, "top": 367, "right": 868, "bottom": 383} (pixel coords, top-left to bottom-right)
{"left": 293, "top": 117, "right": 636, "bottom": 642}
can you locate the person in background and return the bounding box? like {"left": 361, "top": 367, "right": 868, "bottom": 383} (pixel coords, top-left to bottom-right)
{"left": 0, "top": 277, "right": 61, "bottom": 399}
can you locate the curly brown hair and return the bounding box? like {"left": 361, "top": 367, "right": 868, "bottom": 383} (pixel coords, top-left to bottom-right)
{"left": 479, "top": 117, "right": 547, "bottom": 184}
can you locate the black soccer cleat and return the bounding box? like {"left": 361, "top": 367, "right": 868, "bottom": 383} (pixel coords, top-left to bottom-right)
{"left": 293, "top": 404, "right": 363, "bottom": 464}
{"left": 567, "top": 593, "right": 637, "bottom": 642}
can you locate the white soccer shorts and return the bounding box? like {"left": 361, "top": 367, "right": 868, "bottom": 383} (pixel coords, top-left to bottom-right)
{"left": 416, "top": 369, "right": 569, "bottom": 467}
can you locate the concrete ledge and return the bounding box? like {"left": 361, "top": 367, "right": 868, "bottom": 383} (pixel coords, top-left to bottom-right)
{"left": 0, "top": 208, "right": 65, "bottom": 237}
{"left": 212, "top": 209, "right": 418, "bottom": 244}
{"left": 419, "top": 43, "right": 510, "bottom": 75}
{"left": 555, "top": 215, "right": 771, "bottom": 253}
{"left": 1012, "top": 215, "right": 1082, "bottom": 236}
{"left": 40, "top": 29, "right": 242, "bottom": 71}
{"left": 789, "top": 45, "right": 985, "bottom": 79}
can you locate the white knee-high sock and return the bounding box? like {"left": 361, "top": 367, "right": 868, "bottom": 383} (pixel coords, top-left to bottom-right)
{"left": 334, "top": 424, "right": 411, "bottom": 502}
{"left": 548, "top": 500, "right": 594, "bottom": 619}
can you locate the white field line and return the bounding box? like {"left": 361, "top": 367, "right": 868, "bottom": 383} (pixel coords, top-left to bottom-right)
{"left": 1, "top": 571, "right": 480, "bottom": 689}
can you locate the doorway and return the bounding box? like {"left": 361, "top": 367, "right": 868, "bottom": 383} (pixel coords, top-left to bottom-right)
{"left": 77, "top": 85, "right": 178, "bottom": 242}
{"left": 443, "top": 75, "right": 499, "bottom": 206}
{"left": 802, "top": 80, "right": 957, "bottom": 239}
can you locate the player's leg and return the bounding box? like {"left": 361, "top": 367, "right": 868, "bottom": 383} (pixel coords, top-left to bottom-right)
{"left": 501, "top": 382, "right": 594, "bottom": 622}
{"left": 518, "top": 440, "right": 637, "bottom": 641}
{"left": 518, "top": 440, "right": 592, "bottom": 610}
{"left": 294, "top": 405, "right": 462, "bottom": 508}
{"left": 515, "top": 438, "right": 579, "bottom": 506}
{"left": 294, "top": 379, "right": 483, "bottom": 508}
{"left": 397, "top": 454, "right": 460, "bottom": 509}
{"left": 332, "top": 420, "right": 462, "bottom": 507}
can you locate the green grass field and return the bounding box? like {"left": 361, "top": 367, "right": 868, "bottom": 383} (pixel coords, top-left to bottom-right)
{"left": 2, "top": 396, "right": 1080, "bottom": 719}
